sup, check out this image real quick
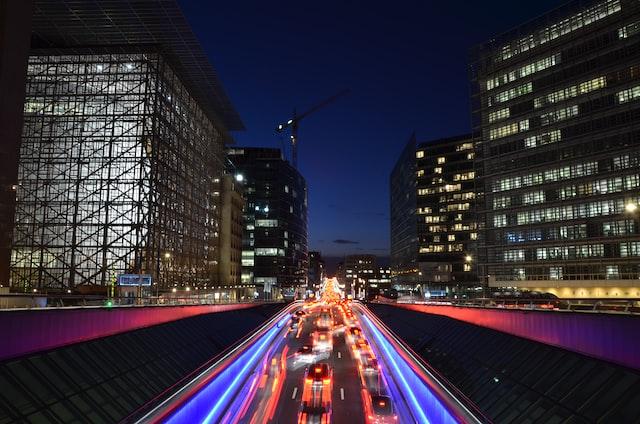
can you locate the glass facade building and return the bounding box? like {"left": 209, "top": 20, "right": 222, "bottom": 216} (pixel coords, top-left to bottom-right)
{"left": 227, "top": 148, "right": 308, "bottom": 297}
{"left": 390, "top": 134, "right": 478, "bottom": 290}
{"left": 390, "top": 135, "right": 419, "bottom": 285}
{"left": 416, "top": 135, "right": 478, "bottom": 287}
{"left": 471, "top": 0, "right": 640, "bottom": 297}
{"left": 11, "top": 53, "right": 229, "bottom": 292}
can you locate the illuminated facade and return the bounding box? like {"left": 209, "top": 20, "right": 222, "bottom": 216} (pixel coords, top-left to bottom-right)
{"left": 227, "top": 148, "right": 308, "bottom": 297}
{"left": 472, "top": 0, "right": 640, "bottom": 297}
{"left": 390, "top": 134, "right": 478, "bottom": 290}
{"left": 11, "top": 53, "right": 229, "bottom": 292}
{"left": 416, "top": 135, "right": 478, "bottom": 287}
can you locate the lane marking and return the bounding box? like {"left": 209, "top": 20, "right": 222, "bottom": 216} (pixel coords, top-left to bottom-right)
{"left": 340, "top": 388, "right": 345, "bottom": 400}
{"left": 337, "top": 351, "right": 342, "bottom": 359}
{"left": 291, "top": 387, "right": 298, "bottom": 399}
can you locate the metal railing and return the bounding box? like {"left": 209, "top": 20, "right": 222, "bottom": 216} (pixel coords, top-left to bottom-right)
{"left": 0, "top": 293, "right": 284, "bottom": 310}
{"left": 375, "top": 296, "right": 640, "bottom": 314}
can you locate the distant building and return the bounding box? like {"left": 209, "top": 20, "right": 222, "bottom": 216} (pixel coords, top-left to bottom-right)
{"left": 218, "top": 174, "right": 244, "bottom": 286}
{"left": 308, "top": 251, "right": 325, "bottom": 291}
{"left": 415, "top": 135, "right": 478, "bottom": 288}
{"left": 227, "top": 147, "right": 308, "bottom": 299}
{"left": 390, "top": 134, "right": 479, "bottom": 294}
{"left": 341, "top": 255, "right": 380, "bottom": 299}
{"left": 9, "top": 0, "right": 242, "bottom": 292}
{"left": 390, "top": 135, "right": 419, "bottom": 286}
{"left": 471, "top": 0, "right": 640, "bottom": 298}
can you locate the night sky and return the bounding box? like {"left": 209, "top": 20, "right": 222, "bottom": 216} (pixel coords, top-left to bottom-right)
{"left": 179, "top": 0, "right": 563, "bottom": 265}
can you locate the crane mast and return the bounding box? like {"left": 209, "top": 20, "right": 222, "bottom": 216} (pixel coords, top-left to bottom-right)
{"left": 276, "top": 89, "right": 350, "bottom": 168}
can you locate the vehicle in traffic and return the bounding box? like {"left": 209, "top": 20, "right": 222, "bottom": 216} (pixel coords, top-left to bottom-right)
{"left": 313, "top": 330, "right": 333, "bottom": 352}
{"left": 299, "top": 363, "right": 333, "bottom": 423}
{"left": 364, "top": 394, "right": 397, "bottom": 423}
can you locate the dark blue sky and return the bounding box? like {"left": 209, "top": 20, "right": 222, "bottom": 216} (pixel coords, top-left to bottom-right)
{"left": 179, "top": 0, "right": 562, "bottom": 259}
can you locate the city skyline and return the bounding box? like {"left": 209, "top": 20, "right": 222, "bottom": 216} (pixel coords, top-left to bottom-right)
{"left": 179, "top": 0, "right": 564, "bottom": 257}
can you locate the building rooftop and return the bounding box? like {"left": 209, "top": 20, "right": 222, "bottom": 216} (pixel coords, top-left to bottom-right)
{"left": 30, "top": 0, "right": 244, "bottom": 131}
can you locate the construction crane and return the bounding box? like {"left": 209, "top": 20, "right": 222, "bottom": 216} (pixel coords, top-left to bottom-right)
{"left": 275, "top": 89, "right": 350, "bottom": 168}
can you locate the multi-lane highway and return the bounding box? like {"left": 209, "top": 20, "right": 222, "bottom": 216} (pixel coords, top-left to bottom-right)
{"left": 238, "top": 295, "right": 397, "bottom": 423}
{"left": 139, "top": 278, "right": 483, "bottom": 423}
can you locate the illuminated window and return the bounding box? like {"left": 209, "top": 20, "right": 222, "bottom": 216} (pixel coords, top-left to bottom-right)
{"left": 493, "top": 82, "right": 532, "bottom": 104}
{"left": 617, "top": 85, "right": 640, "bottom": 103}
{"left": 417, "top": 169, "right": 425, "bottom": 177}
{"left": 456, "top": 143, "right": 473, "bottom": 151}
{"left": 464, "top": 263, "right": 472, "bottom": 272}
{"left": 534, "top": 76, "right": 605, "bottom": 108}
{"left": 416, "top": 150, "right": 424, "bottom": 158}
{"left": 496, "top": 0, "right": 621, "bottom": 61}
{"left": 540, "top": 105, "right": 578, "bottom": 125}
{"left": 448, "top": 235, "right": 456, "bottom": 241}
{"left": 437, "top": 157, "right": 446, "bottom": 164}
{"left": 467, "top": 152, "right": 475, "bottom": 160}
{"left": 434, "top": 167, "right": 442, "bottom": 174}
{"left": 524, "top": 130, "right": 561, "bottom": 148}
{"left": 453, "top": 171, "right": 475, "bottom": 181}
{"left": 470, "top": 232, "right": 478, "bottom": 240}
{"left": 486, "top": 54, "right": 560, "bottom": 90}
{"left": 489, "top": 120, "right": 529, "bottom": 140}
{"left": 619, "top": 21, "right": 640, "bottom": 38}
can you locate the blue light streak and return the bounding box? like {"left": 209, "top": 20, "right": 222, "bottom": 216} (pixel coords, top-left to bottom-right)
{"left": 165, "top": 314, "right": 290, "bottom": 423}
{"left": 360, "top": 313, "right": 458, "bottom": 424}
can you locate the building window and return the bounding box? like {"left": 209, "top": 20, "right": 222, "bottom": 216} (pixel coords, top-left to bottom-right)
{"left": 489, "top": 120, "right": 529, "bottom": 140}
{"left": 534, "top": 76, "right": 605, "bottom": 108}
{"left": 416, "top": 150, "right": 424, "bottom": 158}
{"left": 524, "top": 130, "right": 562, "bottom": 148}
{"left": 550, "top": 267, "right": 563, "bottom": 280}
{"left": 606, "top": 265, "right": 619, "bottom": 280}
{"left": 496, "top": 0, "right": 621, "bottom": 61}
{"left": 255, "top": 219, "right": 278, "bottom": 227}
{"left": 616, "top": 85, "right": 640, "bottom": 104}
{"left": 437, "top": 157, "right": 446, "bottom": 164}
{"left": 486, "top": 54, "right": 561, "bottom": 91}
{"left": 492, "top": 83, "right": 533, "bottom": 104}
{"left": 618, "top": 21, "right": 640, "bottom": 38}
{"left": 540, "top": 105, "right": 578, "bottom": 126}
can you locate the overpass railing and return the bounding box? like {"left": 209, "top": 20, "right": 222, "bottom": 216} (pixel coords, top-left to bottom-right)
{"left": 381, "top": 296, "right": 640, "bottom": 314}
{"left": 0, "top": 293, "right": 283, "bottom": 310}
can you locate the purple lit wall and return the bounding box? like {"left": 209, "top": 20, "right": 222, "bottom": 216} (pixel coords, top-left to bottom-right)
{"left": 1, "top": 303, "right": 259, "bottom": 361}
{"left": 394, "top": 304, "right": 640, "bottom": 371}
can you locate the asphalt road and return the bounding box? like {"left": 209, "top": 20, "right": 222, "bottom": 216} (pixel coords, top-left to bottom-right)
{"left": 238, "top": 304, "right": 366, "bottom": 424}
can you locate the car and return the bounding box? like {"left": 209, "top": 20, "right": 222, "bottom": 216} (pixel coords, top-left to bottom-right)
{"left": 360, "top": 354, "right": 380, "bottom": 375}
{"left": 299, "top": 363, "right": 333, "bottom": 423}
{"left": 305, "top": 363, "right": 332, "bottom": 387}
{"left": 295, "top": 309, "right": 307, "bottom": 317}
{"left": 346, "top": 326, "right": 362, "bottom": 344}
{"left": 364, "top": 394, "right": 397, "bottom": 424}
{"left": 352, "top": 338, "right": 372, "bottom": 362}
{"left": 293, "top": 344, "right": 315, "bottom": 364}
{"left": 313, "top": 330, "right": 333, "bottom": 352}
{"left": 316, "top": 312, "right": 333, "bottom": 330}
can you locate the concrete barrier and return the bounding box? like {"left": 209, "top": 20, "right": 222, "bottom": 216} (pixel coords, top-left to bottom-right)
{"left": 390, "top": 303, "right": 640, "bottom": 370}
{"left": 1, "top": 303, "right": 263, "bottom": 361}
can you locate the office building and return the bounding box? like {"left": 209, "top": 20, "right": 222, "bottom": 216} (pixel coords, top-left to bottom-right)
{"left": 227, "top": 147, "right": 308, "bottom": 298}
{"left": 0, "top": 1, "right": 32, "bottom": 285}
{"left": 390, "top": 135, "right": 419, "bottom": 286}
{"left": 9, "top": 0, "right": 243, "bottom": 292}
{"left": 471, "top": 0, "right": 640, "bottom": 297}
{"left": 390, "top": 135, "right": 479, "bottom": 292}
{"left": 342, "top": 254, "right": 378, "bottom": 299}
{"left": 415, "top": 135, "right": 478, "bottom": 288}
{"left": 218, "top": 174, "right": 244, "bottom": 285}
{"left": 308, "top": 251, "right": 325, "bottom": 291}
